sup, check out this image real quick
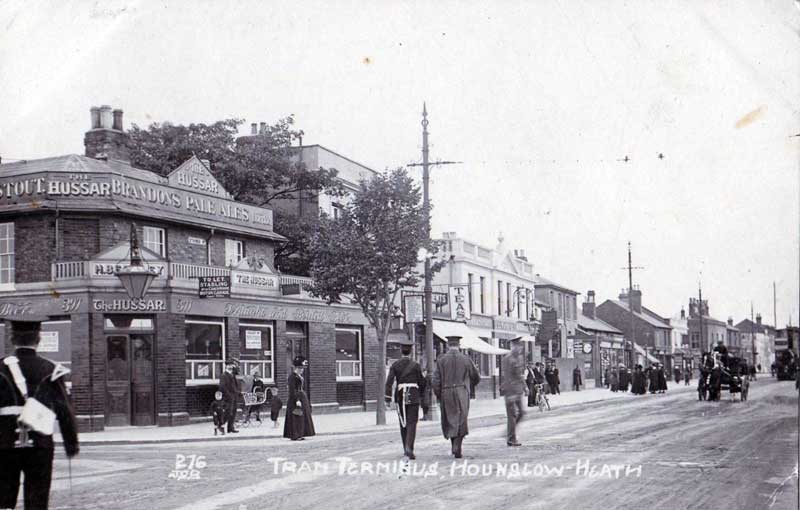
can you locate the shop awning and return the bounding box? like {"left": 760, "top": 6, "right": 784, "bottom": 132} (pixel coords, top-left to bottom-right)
{"left": 432, "top": 319, "right": 510, "bottom": 355}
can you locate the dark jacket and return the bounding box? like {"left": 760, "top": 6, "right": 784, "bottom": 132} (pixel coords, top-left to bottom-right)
{"left": 572, "top": 368, "right": 582, "bottom": 386}
{"left": 385, "top": 357, "right": 426, "bottom": 405}
{"left": 0, "top": 348, "right": 79, "bottom": 456}
{"left": 219, "top": 371, "right": 240, "bottom": 403}
{"left": 500, "top": 352, "right": 526, "bottom": 397}
{"left": 432, "top": 348, "right": 480, "bottom": 438}
{"left": 208, "top": 400, "right": 225, "bottom": 418}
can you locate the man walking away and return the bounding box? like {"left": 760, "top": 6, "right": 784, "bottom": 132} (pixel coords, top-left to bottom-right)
{"left": 0, "top": 318, "right": 79, "bottom": 510}
{"left": 572, "top": 365, "right": 582, "bottom": 391}
{"left": 385, "top": 341, "right": 426, "bottom": 459}
{"left": 219, "top": 361, "right": 241, "bottom": 433}
{"left": 501, "top": 338, "right": 527, "bottom": 447}
{"left": 432, "top": 336, "right": 480, "bottom": 459}
{"left": 684, "top": 368, "right": 691, "bottom": 386}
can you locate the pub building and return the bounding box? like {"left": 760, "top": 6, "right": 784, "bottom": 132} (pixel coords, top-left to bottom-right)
{"left": 0, "top": 106, "right": 377, "bottom": 431}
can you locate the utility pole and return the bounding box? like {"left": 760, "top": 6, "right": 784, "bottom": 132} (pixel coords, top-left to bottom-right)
{"left": 698, "top": 282, "right": 704, "bottom": 354}
{"left": 407, "top": 103, "right": 460, "bottom": 421}
{"left": 621, "top": 242, "right": 644, "bottom": 368}
{"left": 773, "top": 281, "right": 777, "bottom": 330}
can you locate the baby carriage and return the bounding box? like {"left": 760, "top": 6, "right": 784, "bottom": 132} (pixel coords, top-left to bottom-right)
{"left": 238, "top": 389, "right": 268, "bottom": 427}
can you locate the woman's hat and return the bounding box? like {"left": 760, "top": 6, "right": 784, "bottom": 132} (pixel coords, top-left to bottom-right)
{"left": 293, "top": 355, "right": 308, "bottom": 368}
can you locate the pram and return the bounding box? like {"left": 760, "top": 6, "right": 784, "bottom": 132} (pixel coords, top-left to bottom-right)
{"left": 238, "top": 389, "right": 268, "bottom": 427}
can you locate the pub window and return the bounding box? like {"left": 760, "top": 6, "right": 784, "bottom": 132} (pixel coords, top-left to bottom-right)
{"left": 185, "top": 319, "right": 225, "bottom": 383}
{"left": 335, "top": 326, "right": 362, "bottom": 381}
{"left": 239, "top": 322, "right": 274, "bottom": 382}
{"left": 143, "top": 226, "right": 166, "bottom": 257}
{"left": 225, "top": 239, "right": 244, "bottom": 266}
{"left": 0, "top": 222, "right": 14, "bottom": 287}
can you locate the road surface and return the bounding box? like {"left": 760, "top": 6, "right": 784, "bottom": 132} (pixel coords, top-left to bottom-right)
{"left": 45, "top": 378, "right": 799, "bottom": 510}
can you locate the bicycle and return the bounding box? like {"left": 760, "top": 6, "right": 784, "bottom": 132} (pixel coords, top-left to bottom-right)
{"left": 533, "top": 383, "right": 550, "bottom": 412}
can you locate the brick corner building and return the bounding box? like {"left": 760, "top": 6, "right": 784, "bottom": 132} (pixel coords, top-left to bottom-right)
{"left": 0, "top": 106, "right": 376, "bottom": 431}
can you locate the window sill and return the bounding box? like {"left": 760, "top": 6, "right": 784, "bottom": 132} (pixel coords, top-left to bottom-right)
{"left": 336, "top": 377, "right": 363, "bottom": 383}
{"left": 186, "top": 379, "right": 219, "bottom": 386}
{"left": 0, "top": 283, "right": 16, "bottom": 292}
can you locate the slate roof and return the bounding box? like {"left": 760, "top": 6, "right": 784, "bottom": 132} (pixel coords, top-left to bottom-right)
{"left": 607, "top": 300, "right": 672, "bottom": 329}
{"left": 578, "top": 314, "right": 623, "bottom": 335}
{"left": 534, "top": 275, "right": 578, "bottom": 295}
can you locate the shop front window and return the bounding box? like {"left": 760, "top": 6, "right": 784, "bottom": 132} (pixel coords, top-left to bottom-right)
{"left": 185, "top": 319, "right": 225, "bottom": 383}
{"left": 335, "top": 327, "right": 362, "bottom": 380}
{"left": 239, "top": 322, "right": 274, "bottom": 382}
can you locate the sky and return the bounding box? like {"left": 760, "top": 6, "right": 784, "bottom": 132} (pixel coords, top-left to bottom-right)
{"left": 1, "top": 0, "right": 799, "bottom": 327}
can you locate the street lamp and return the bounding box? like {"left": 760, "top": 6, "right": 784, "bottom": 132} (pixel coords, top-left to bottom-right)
{"left": 115, "top": 223, "right": 159, "bottom": 300}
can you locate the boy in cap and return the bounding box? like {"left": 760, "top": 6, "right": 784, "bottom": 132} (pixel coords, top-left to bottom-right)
{"left": 209, "top": 391, "right": 226, "bottom": 436}
{"left": 0, "top": 318, "right": 79, "bottom": 510}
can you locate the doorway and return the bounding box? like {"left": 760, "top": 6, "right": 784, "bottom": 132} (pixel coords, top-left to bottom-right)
{"left": 285, "top": 321, "right": 310, "bottom": 400}
{"left": 105, "top": 333, "right": 155, "bottom": 426}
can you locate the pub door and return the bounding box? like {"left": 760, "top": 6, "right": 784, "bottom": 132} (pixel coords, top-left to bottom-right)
{"left": 106, "top": 334, "right": 155, "bottom": 426}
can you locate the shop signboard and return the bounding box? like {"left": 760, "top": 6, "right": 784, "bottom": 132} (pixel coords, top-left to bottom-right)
{"left": 199, "top": 276, "right": 231, "bottom": 298}
{"left": 404, "top": 294, "right": 424, "bottom": 323}
{"left": 38, "top": 331, "right": 59, "bottom": 352}
{"left": 448, "top": 285, "right": 470, "bottom": 321}
{"left": 232, "top": 271, "right": 279, "bottom": 292}
{"left": 245, "top": 330, "right": 262, "bottom": 349}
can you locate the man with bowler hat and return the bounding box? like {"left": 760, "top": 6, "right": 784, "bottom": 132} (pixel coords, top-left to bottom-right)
{"left": 432, "top": 335, "right": 480, "bottom": 458}
{"left": 0, "top": 317, "right": 79, "bottom": 510}
{"left": 385, "top": 339, "right": 425, "bottom": 459}
{"left": 501, "top": 337, "right": 527, "bottom": 446}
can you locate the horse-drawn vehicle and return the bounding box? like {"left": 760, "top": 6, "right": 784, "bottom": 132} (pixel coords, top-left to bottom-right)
{"left": 698, "top": 352, "right": 749, "bottom": 402}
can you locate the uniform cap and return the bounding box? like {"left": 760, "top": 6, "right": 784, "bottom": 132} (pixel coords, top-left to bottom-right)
{"left": 293, "top": 356, "right": 308, "bottom": 367}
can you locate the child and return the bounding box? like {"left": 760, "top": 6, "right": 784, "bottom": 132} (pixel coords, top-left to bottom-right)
{"left": 268, "top": 387, "right": 283, "bottom": 429}
{"left": 209, "top": 391, "right": 226, "bottom": 436}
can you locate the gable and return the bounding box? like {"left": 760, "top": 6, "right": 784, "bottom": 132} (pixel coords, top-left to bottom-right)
{"left": 498, "top": 253, "right": 520, "bottom": 275}
{"left": 167, "top": 156, "right": 232, "bottom": 199}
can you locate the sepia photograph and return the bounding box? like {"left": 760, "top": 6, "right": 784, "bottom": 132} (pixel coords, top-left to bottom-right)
{"left": 0, "top": 1, "right": 799, "bottom": 509}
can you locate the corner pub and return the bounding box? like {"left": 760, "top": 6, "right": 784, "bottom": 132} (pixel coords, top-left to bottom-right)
{"left": 0, "top": 106, "right": 377, "bottom": 431}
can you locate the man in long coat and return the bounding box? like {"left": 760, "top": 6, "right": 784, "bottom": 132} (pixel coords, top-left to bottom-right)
{"left": 572, "top": 365, "right": 582, "bottom": 391}
{"left": 501, "top": 338, "right": 527, "bottom": 446}
{"left": 219, "top": 361, "right": 241, "bottom": 433}
{"left": 432, "top": 336, "right": 480, "bottom": 458}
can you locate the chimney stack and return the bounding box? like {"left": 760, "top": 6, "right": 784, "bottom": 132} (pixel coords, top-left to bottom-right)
{"left": 680, "top": 307, "right": 686, "bottom": 320}
{"left": 259, "top": 122, "right": 266, "bottom": 134}
{"left": 756, "top": 314, "right": 762, "bottom": 325}
{"left": 582, "top": 290, "right": 596, "bottom": 319}
{"left": 251, "top": 123, "right": 257, "bottom": 135}
{"left": 84, "top": 105, "right": 130, "bottom": 163}
{"left": 727, "top": 317, "right": 733, "bottom": 326}
{"left": 628, "top": 287, "right": 642, "bottom": 314}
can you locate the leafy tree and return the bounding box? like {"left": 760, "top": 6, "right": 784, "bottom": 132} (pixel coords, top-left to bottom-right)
{"left": 126, "top": 116, "right": 345, "bottom": 274}
{"left": 308, "top": 168, "right": 431, "bottom": 425}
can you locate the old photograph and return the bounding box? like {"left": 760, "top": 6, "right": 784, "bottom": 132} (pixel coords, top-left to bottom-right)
{"left": 0, "top": 1, "right": 799, "bottom": 509}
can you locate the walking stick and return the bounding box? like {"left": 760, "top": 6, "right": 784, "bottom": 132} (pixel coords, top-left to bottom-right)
{"left": 68, "top": 457, "right": 73, "bottom": 496}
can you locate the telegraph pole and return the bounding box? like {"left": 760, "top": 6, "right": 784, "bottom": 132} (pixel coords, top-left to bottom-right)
{"left": 751, "top": 303, "right": 756, "bottom": 368}
{"left": 407, "top": 103, "right": 460, "bottom": 421}
{"left": 698, "top": 282, "right": 704, "bottom": 353}
{"left": 621, "top": 242, "right": 644, "bottom": 368}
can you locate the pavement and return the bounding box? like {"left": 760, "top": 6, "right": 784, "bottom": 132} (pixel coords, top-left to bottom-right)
{"left": 59, "top": 381, "right": 694, "bottom": 445}
{"left": 44, "top": 377, "right": 799, "bottom": 510}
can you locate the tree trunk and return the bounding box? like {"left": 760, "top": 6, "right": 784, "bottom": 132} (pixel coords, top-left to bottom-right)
{"left": 375, "top": 330, "right": 387, "bottom": 425}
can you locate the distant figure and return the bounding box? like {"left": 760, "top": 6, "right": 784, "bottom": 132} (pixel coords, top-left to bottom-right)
{"left": 657, "top": 364, "right": 668, "bottom": 393}
{"left": 572, "top": 365, "right": 582, "bottom": 391}
{"left": 632, "top": 364, "right": 646, "bottom": 395}
{"left": 500, "top": 338, "right": 527, "bottom": 447}
{"left": 604, "top": 367, "right": 611, "bottom": 388}
{"left": 673, "top": 367, "right": 681, "bottom": 385}
{"left": 209, "top": 391, "right": 226, "bottom": 436}
{"left": 432, "top": 336, "right": 481, "bottom": 459}
{"left": 684, "top": 368, "right": 691, "bottom": 386}
{"left": 610, "top": 369, "right": 619, "bottom": 392}
{"left": 647, "top": 365, "right": 657, "bottom": 394}
{"left": 420, "top": 369, "right": 432, "bottom": 420}
{"left": 527, "top": 362, "right": 545, "bottom": 406}
{"left": 619, "top": 365, "right": 630, "bottom": 392}
{"left": 267, "top": 388, "right": 283, "bottom": 429}
{"left": 248, "top": 372, "right": 266, "bottom": 423}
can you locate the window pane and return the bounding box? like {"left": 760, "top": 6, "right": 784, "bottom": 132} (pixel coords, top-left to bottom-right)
{"left": 186, "top": 322, "right": 223, "bottom": 359}
{"left": 335, "top": 329, "right": 360, "bottom": 361}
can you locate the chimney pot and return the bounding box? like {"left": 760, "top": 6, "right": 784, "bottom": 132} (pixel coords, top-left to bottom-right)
{"left": 99, "top": 105, "right": 113, "bottom": 129}
{"left": 251, "top": 123, "right": 257, "bottom": 135}
{"left": 259, "top": 122, "right": 266, "bottom": 134}
{"left": 112, "top": 109, "right": 124, "bottom": 131}
{"left": 90, "top": 106, "right": 101, "bottom": 129}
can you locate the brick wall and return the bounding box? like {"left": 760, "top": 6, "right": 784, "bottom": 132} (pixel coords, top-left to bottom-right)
{"left": 362, "top": 326, "right": 379, "bottom": 405}
{"left": 187, "top": 385, "right": 217, "bottom": 417}
{"left": 70, "top": 310, "right": 106, "bottom": 431}
{"left": 15, "top": 213, "right": 55, "bottom": 283}
{"left": 156, "top": 314, "right": 188, "bottom": 425}
{"left": 336, "top": 382, "right": 364, "bottom": 406}
{"left": 309, "top": 321, "right": 337, "bottom": 405}
{"left": 60, "top": 216, "right": 99, "bottom": 261}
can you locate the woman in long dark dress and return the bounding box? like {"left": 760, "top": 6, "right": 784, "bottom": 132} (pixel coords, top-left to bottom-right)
{"left": 283, "top": 356, "right": 315, "bottom": 440}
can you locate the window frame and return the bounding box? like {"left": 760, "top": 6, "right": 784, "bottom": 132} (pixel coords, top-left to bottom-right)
{"left": 238, "top": 322, "right": 275, "bottom": 384}
{"left": 0, "top": 222, "right": 14, "bottom": 290}
{"left": 335, "top": 326, "right": 363, "bottom": 382}
{"left": 142, "top": 226, "right": 166, "bottom": 258}
{"left": 224, "top": 239, "right": 244, "bottom": 266}
{"left": 185, "top": 318, "right": 226, "bottom": 385}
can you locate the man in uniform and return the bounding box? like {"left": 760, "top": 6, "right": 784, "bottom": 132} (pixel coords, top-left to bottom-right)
{"left": 500, "top": 337, "right": 527, "bottom": 446}
{"left": 219, "top": 361, "right": 241, "bottom": 433}
{"left": 432, "top": 336, "right": 480, "bottom": 459}
{"left": 384, "top": 340, "right": 425, "bottom": 459}
{"left": 572, "top": 365, "right": 582, "bottom": 391}
{"left": 0, "top": 317, "right": 79, "bottom": 510}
